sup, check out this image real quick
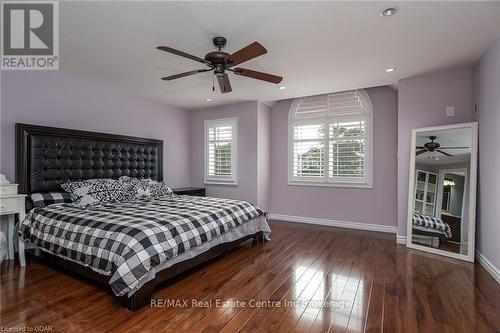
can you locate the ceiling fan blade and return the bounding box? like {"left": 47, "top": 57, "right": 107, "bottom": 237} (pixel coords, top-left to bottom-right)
{"left": 225, "top": 42, "right": 267, "bottom": 66}
{"left": 217, "top": 74, "right": 232, "bottom": 93}
{"left": 232, "top": 67, "right": 283, "bottom": 84}
{"left": 416, "top": 146, "right": 425, "bottom": 149}
{"left": 416, "top": 149, "right": 428, "bottom": 156}
{"left": 161, "top": 69, "right": 211, "bottom": 81}
{"left": 157, "top": 46, "right": 208, "bottom": 65}
{"left": 437, "top": 150, "right": 453, "bottom": 157}
{"left": 438, "top": 147, "right": 470, "bottom": 149}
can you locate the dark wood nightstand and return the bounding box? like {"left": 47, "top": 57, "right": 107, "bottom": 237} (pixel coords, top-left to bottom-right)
{"left": 172, "top": 187, "right": 206, "bottom": 197}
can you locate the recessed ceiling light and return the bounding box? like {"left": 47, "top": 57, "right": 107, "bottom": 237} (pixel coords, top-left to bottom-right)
{"left": 380, "top": 7, "right": 398, "bottom": 17}
{"left": 205, "top": 98, "right": 212, "bottom": 102}
{"left": 385, "top": 67, "right": 396, "bottom": 72}
{"left": 279, "top": 86, "right": 286, "bottom": 90}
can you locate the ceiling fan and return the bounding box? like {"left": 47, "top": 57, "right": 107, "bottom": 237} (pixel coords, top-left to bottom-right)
{"left": 416, "top": 136, "right": 469, "bottom": 157}
{"left": 156, "top": 37, "right": 283, "bottom": 93}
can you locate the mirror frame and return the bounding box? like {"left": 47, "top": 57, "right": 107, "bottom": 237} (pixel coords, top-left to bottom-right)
{"left": 406, "top": 122, "right": 478, "bottom": 262}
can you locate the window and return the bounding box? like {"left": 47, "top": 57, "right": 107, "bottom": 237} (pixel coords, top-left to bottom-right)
{"left": 288, "top": 90, "right": 373, "bottom": 187}
{"left": 204, "top": 118, "right": 238, "bottom": 185}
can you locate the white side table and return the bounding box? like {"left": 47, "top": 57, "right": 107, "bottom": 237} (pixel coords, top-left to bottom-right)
{"left": 0, "top": 185, "right": 27, "bottom": 266}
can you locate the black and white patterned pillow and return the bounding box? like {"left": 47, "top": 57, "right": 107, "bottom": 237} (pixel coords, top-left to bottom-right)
{"left": 61, "top": 178, "right": 135, "bottom": 208}
{"left": 118, "top": 176, "right": 150, "bottom": 198}
{"left": 147, "top": 181, "right": 173, "bottom": 198}
{"left": 30, "top": 192, "right": 73, "bottom": 208}
{"left": 119, "top": 176, "right": 172, "bottom": 198}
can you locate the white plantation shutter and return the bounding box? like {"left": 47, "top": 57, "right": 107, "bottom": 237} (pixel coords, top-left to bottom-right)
{"left": 293, "top": 124, "right": 325, "bottom": 177}
{"left": 205, "top": 118, "right": 237, "bottom": 184}
{"left": 293, "top": 94, "right": 329, "bottom": 119}
{"left": 293, "top": 90, "right": 367, "bottom": 119}
{"left": 289, "top": 90, "right": 373, "bottom": 187}
{"left": 208, "top": 126, "right": 232, "bottom": 176}
{"left": 329, "top": 120, "right": 365, "bottom": 179}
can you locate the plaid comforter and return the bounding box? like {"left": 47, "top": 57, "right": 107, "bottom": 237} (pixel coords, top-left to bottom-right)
{"left": 20, "top": 195, "right": 266, "bottom": 296}
{"left": 412, "top": 213, "right": 452, "bottom": 238}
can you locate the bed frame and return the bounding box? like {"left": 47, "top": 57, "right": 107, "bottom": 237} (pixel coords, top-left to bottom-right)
{"left": 15, "top": 123, "right": 264, "bottom": 310}
{"left": 412, "top": 228, "right": 448, "bottom": 247}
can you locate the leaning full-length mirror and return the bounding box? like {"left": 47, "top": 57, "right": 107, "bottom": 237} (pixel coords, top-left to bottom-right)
{"left": 406, "top": 122, "right": 478, "bottom": 261}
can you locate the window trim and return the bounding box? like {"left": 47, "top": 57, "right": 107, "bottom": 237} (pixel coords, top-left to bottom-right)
{"left": 204, "top": 117, "right": 238, "bottom": 185}
{"left": 287, "top": 89, "right": 373, "bottom": 188}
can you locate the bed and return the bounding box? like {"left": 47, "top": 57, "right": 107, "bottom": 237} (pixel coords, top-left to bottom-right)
{"left": 412, "top": 212, "right": 452, "bottom": 247}
{"left": 15, "top": 123, "right": 270, "bottom": 310}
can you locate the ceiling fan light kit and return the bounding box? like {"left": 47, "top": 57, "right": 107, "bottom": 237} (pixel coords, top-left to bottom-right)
{"left": 157, "top": 37, "right": 283, "bottom": 94}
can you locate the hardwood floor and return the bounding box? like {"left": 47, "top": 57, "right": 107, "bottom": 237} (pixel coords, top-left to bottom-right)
{"left": 1, "top": 220, "right": 499, "bottom": 332}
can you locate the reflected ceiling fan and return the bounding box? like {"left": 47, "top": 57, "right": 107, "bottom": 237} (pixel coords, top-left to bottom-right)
{"left": 156, "top": 37, "right": 283, "bottom": 93}
{"left": 416, "top": 136, "right": 469, "bottom": 157}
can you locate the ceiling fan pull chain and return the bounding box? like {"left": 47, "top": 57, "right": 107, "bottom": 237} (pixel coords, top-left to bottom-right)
{"left": 212, "top": 75, "right": 215, "bottom": 92}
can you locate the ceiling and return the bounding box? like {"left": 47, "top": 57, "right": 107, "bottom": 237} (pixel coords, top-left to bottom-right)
{"left": 416, "top": 128, "right": 472, "bottom": 166}
{"left": 59, "top": 1, "right": 500, "bottom": 109}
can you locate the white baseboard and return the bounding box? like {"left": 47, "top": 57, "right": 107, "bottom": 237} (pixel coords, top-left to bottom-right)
{"left": 268, "top": 213, "right": 397, "bottom": 234}
{"left": 476, "top": 251, "right": 500, "bottom": 284}
{"left": 396, "top": 234, "right": 407, "bottom": 244}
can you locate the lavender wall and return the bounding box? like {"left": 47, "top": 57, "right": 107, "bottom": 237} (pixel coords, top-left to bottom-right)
{"left": 269, "top": 86, "right": 398, "bottom": 226}
{"left": 397, "top": 70, "right": 473, "bottom": 236}
{"left": 0, "top": 71, "right": 191, "bottom": 187}
{"left": 3, "top": 67, "right": 491, "bottom": 261}
{"left": 472, "top": 36, "right": 500, "bottom": 269}
{"left": 257, "top": 103, "right": 271, "bottom": 210}
{"left": 189, "top": 101, "right": 259, "bottom": 204}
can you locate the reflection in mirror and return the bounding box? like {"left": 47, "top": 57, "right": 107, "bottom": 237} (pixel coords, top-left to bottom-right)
{"left": 410, "top": 126, "right": 473, "bottom": 257}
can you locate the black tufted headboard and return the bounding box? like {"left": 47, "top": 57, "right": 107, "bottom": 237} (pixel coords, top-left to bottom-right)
{"left": 15, "top": 123, "right": 163, "bottom": 194}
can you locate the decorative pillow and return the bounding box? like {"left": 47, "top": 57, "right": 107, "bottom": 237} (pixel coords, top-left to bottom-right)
{"left": 60, "top": 178, "right": 135, "bottom": 208}
{"left": 119, "top": 176, "right": 173, "bottom": 198}
{"left": 29, "top": 192, "right": 73, "bottom": 208}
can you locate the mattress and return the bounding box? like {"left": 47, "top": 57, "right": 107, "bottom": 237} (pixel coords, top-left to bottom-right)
{"left": 129, "top": 215, "right": 270, "bottom": 296}
{"left": 412, "top": 212, "right": 452, "bottom": 239}
{"left": 20, "top": 195, "right": 270, "bottom": 296}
